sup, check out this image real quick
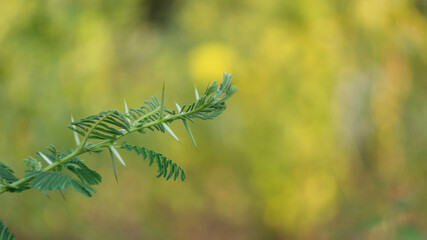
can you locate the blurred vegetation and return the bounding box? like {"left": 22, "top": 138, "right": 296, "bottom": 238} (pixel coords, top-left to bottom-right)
{"left": 0, "top": 0, "right": 426, "bottom": 239}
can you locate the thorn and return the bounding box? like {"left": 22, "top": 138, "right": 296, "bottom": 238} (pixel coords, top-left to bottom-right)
{"left": 123, "top": 99, "right": 132, "bottom": 124}
{"left": 123, "top": 99, "right": 129, "bottom": 114}
{"left": 162, "top": 123, "right": 181, "bottom": 143}
{"left": 38, "top": 152, "right": 53, "bottom": 165}
{"left": 71, "top": 115, "right": 80, "bottom": 146}
{"left": 183, "top": 120, "right": 197, "bottom": 149}
{"left": 195, "top": 86, "right": 200, "bottom": 101}
{"left": 175, "top": 102, "right": 181, "bottom": 113}
{"left": 160, "top": 83, "right": 165, "bottom": 119}
{"left": 109, "top": 146, "right": 126, "bottom": 166}
{"left": 59, "top": 189, "right": 66, "bottom": 201}
{"left": 108, "top": 147, "right": 119, "bottom": 183}
{"left": 42, "top": 191, "right": 51, "bottom": 200}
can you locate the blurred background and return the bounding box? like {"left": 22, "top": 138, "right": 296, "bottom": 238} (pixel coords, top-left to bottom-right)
{"left": 0, "top": 0, "right": 426, "bottom": 239}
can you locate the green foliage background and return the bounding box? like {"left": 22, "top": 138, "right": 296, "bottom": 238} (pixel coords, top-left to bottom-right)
{"left": 0, "top": 0, "right": 426, "bottom": 239}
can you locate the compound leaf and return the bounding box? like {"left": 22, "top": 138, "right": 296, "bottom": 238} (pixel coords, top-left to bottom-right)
{"left": 121, "top": 141, "right": 186, "bottom": 181}
{"left": 65, "top": 160, "right": 102, "bottom": 186}
{"left": 25, "top": 171, "right": 96, "bottom": 197}
{"left": 0, "top": 220, "right": 15, "bottom": 240}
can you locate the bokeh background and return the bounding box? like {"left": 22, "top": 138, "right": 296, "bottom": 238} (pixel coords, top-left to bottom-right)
{"left": 0, "top": 0, "right": 426, "bottom": 239}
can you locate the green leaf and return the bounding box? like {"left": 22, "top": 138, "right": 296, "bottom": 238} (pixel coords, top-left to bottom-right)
{"left": 70, "top": 110, "right": 130, "bottom": 148}
{"left": 172, "top": 73, "right": 236, "bottom": 122}
{"left": 120, "top": 141, "right": 186, "bottom": 181}
{"left": 0, "top": 162, "right": 31, "bottom": 193}
{"left": 65, "top": 160, "right": 102, "bottom": 185}
{"left": 0, "top": 220, "right": 15, "bottom": 240}
{"left": 0, "top": 165, "right": 19, "bottom": 183}
{"left": 23, "top": 157, "right": 43, "bottom": 171}
{"left": 25, "top": 171, "right": 96, "bottom": 197}
{"left": 0, "top": 162, "right": 14, "bottom": 173}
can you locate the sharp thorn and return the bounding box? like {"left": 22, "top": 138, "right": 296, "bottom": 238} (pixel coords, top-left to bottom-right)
{"left": 124, "top": 99, "right": 129, "bottom": 114}
{"left": 38, "top": 152, "right": 53, "bottom": 165}
{"left": 195, "top": 86, "right": 200, "bottom": 101}
{"left": 183, "top": 120, "right": 197, "bottom": 149}
{"left": 175, "top": 102, "right": 181, "bottom": 113}
{"left": 109, "top": 146, "right": 126, "bottom": 167}
{"left": 71, "top": 115, "right": 80, "bottom": 146}
{"left": 162, "top": 123, "right": 180, "bottom": 143}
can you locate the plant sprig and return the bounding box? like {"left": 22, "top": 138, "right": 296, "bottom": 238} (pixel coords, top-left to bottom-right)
{"left": 0, "top": 73, "right": 236, "bottom": 197}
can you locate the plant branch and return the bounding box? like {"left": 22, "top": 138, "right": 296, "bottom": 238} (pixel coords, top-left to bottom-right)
{"left": 0, "top": 73, "right": 236, "bottom": 197}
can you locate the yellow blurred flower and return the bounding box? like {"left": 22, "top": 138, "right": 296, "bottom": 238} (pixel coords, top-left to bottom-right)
{"left": 188, "top": 43, "right": 236, "bottom": 83}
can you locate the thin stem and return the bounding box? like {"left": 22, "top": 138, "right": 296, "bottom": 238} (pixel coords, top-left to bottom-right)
{"left": 0, "top": 149, "right": 81, "bottom": 195}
